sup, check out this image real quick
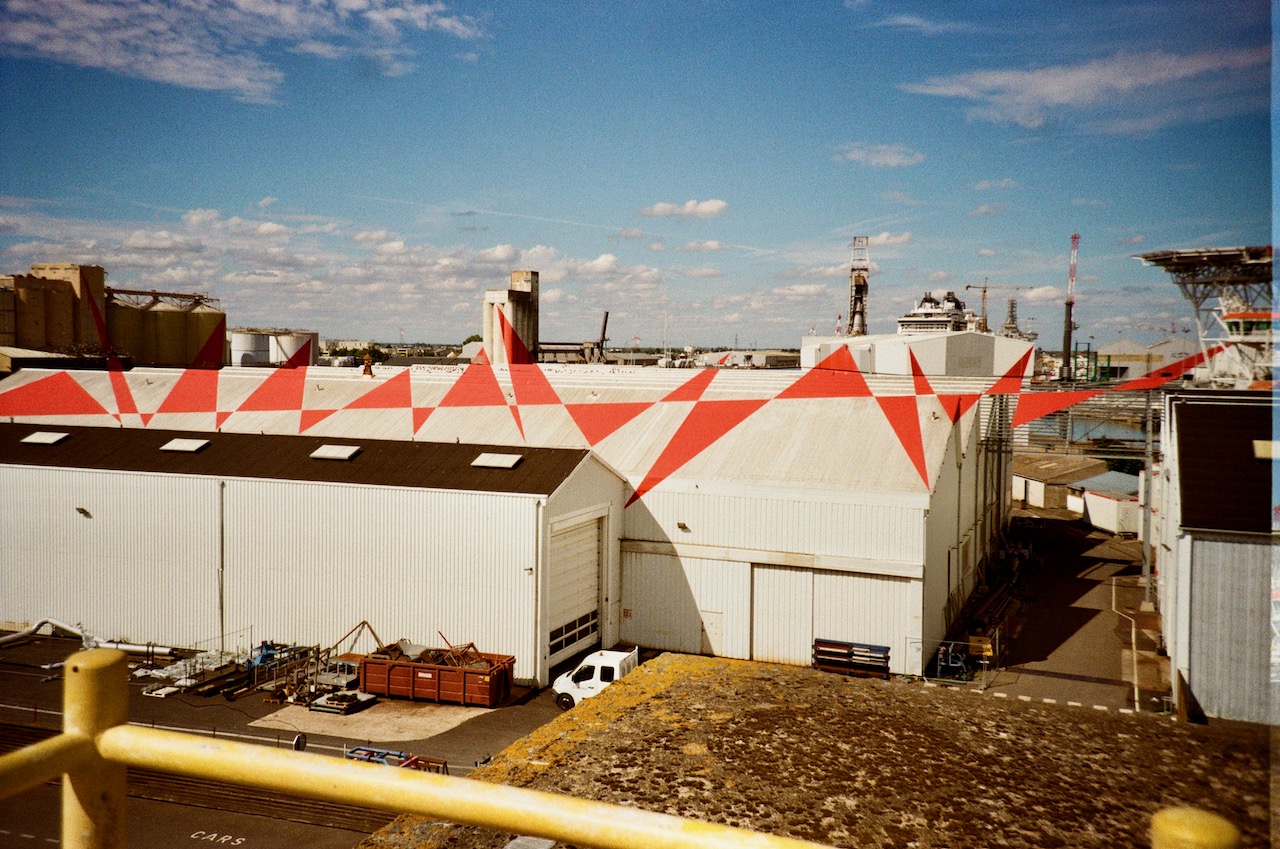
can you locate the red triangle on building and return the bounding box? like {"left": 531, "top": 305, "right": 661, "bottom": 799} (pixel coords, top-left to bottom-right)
{"left": 108, "top": 368, "right": 139, "bottom": 423}
{"left": 876, "top": 395, "right": 930, "bottom": 489}
{"left": 0, "top": 371, "right": 110, "bottom": 417}
{"left": 566, "top": 402, "right": 655, "bottom": 446}
{"left": 985, "top": 350, "right": 1033, "bottom": 396}
{"left": 301, "top": 409, "right": 338, "bottom": 432}
{"left": 510, "top": 364, "right": 561, "bottom": 406}
{"left": 346, "top": 369, "right": 412, "bottom": 410}
{"left": 627, "top": 398, "right": 768, "bottom": 505}
{"left": 662, "top": 368, "right": 717, "bottom": 402}
{"left": 1012, "top": 390, "right": 1102, "bottom": 428}
{"left": 157, "top": 368, "right": 220, "bottom": 415}
{"left": 412, "top": 406, "right": 434, "bottom": 434}
{"left": 909, "top": 350, "right": 934, "bottom": 395}
{"left": 437, "top": 360, "right": 508, "bottom": 408}
{"left": 776, "top": 346, "right": 871, "bottom": 399}
{"left": 190, "top": 316, "right": 226, "bottom": 369}
{"left": 936, "top": 393, "right": 981, "bottom": 424}
{"left": 237, "top": 365, "right": 308, "bottom": 412}
{"left": 496, "top": 308, "right": 533, "bottom": 365}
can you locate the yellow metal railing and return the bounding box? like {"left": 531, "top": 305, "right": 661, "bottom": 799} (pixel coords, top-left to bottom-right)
{"left": 0, "top": 649, "right": 1243, "bottom": 849}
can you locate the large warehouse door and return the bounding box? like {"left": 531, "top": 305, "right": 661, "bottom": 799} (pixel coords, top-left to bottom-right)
{"left": 548, "top": 519, "right": 601, "bottom": 666}
{"left": 751, "top": 565, "right": 813, "bottom": 665}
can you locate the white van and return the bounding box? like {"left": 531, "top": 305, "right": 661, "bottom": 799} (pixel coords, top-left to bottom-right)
{"left": 551, "top": 647, "right": 639, "bottom": 710}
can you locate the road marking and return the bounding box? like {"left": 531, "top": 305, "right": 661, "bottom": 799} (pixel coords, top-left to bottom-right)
{"left": 1093, "top": 705, "right": 1109, "bottom": 711}
{"left": 1017, "top": 695, "right": 1032, "bottom": 701}
{"left": 1068, "top": 701, "right": 1082, "bottom": 707}
{"left": 1111, "top": 577, "right": 1142, "bottom": 712}
{"left": 1042, "top": 698, "right": 1057, "bottom": 704}
{"left": 992, "top": 692, "right": 1007, "bottom": 698}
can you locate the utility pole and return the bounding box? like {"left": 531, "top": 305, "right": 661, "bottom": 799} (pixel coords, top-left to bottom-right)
{"left": 1061, "top": 233, "right": 1079, "bottom": 381}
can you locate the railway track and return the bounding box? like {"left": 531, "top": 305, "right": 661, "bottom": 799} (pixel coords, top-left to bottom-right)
{"left": 0, "top": 723, "right": 396, "bottom": 833}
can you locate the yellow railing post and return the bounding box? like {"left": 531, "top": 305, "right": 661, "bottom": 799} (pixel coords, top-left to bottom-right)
{"left": 1150, "top": 807, "right": 1241, "bottom": 849}
{"left": 62, "top": 649, "right": 129, "bottom": 849}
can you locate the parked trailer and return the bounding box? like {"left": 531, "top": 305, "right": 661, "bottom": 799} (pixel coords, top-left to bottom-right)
{"left": 358, "top": 652, "right": 515, "bottom": 707}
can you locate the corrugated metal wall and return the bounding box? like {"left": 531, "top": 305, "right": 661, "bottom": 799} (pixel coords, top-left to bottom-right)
{"left": 1187, "top": 536, "right": 1275, "bottom": 725}
{"left": 619, "top": 551, "right": 923, "bottom": 674}
{"left": 624, "top": 489, "right": 925, "bottom": 564}
{"left": 0, "top": 467, "right": 220, "bottom": 648}
{"left": 222, "top": 479, "right": 542, "bottom": 682}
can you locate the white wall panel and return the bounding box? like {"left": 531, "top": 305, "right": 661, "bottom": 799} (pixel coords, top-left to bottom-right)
{"left": 624, "top": 490, "right": 925, "bottom": 565}
{"left": 221, "top": 480, "right": 543, "bottom": 682}
{"left": 812, "top": 571, "right": 922, "bottom": 676}
{"left": 0, "top": 467, "right": 220, "bottom": 648}
{"left": 619, "top": 552, "right": 751, "bottom": 658}
{"left": 751, "top": 565, "right": 813, "bottom": 665}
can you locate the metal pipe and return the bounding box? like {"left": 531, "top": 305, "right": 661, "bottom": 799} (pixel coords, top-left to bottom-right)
{"left": 63, "top": 649, "right": 129, "bottom": 849}
{"left": 98, "top": 724, "right": 831, "bottom": 849}
{"left": 1150, "top": 807, "right": 1240, "bottom": 849}
{"left": 0, "top": 732, "right": 93, "bottom": 798}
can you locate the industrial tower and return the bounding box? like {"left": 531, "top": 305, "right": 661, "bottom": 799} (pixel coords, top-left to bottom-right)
{"left": 1060, "top": 233, "right": 1079, "bottom": 381}
{"left": 847, "top": 237, "right": 869, "bottom": 336}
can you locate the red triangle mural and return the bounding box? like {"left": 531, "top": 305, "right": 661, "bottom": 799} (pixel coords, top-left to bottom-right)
{"left": 876, "top": 395, "right": 929, "bottom": 488}
{"left": 190, "top": 316, "right": 226, "bottom": 369}
{"left": 237, "top": 365, "right": 308, "bottom": 412}
{"left": 301, "top": 409, "right": 338, "bottom": 431}
{"left": 909, "top": 350, "right": 934, "bottom": 396}
{"left": 1111, "top": 345, "right": 1226, "bottom": 392}
{"left": 0, "top": 371, "right": 110, "bottom": 417}
{"left": 566, "top": 402, "right": 655, "bottom": 446}
{"left": 346, "top": 369, "right": 412, "bottom": 410}
{"left": 437, "top": 360, "right": 508, "bottom": 408}
{"left": 985, "top": 349, "right": 1033, "bottom": 395}
{"left": 936, "top": 394, "right": 981, "bottom": 424}
{"left": 510, "top": 364, "right": 561, "bottom": 406}
{"left": 157, "top": 368, "right": 220, "bottom": 416}
{"left": 776, "top": 346, "right": 871, "bottom": 399}
{"left": 496, "top": 308, "right": 533, "bottom": 365}
{"left": 108, "top": 368, "right": 140, "bottom": 423}
{"left": 1012, "top": 390, "right": 1103, "bottom": 428}
{"left": 413, "top": 406, "right": 434, "bottom": 434}
{"left": 662, "top": 368, "right": 717, "bottom": 402}
{"left": 628, "top": 398, "right": 769, "bottom": 505}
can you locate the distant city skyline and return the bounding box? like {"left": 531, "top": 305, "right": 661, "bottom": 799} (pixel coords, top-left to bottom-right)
{"left": 0, "top": 1, "right": 1269, "bottom": 349}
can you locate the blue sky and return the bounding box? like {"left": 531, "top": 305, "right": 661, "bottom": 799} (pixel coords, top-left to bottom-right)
{"left": 0, "top": 1, "right": 1270, "bottom": 349}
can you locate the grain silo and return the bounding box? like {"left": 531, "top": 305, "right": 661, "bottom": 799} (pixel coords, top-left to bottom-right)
{"left": 105, "top": 297, "right": 146, "bottom": 361}
{"left": 186, "top": 301, "right": 226, "bottom": 366}
{"left": 149, "top": 301, "right": 188, "bottom": 367}
{"left": 43, "top": 282, "right": 75, "bottom": 350}
{"left": 14, "top": 279, "right": 46, "bottom": 350}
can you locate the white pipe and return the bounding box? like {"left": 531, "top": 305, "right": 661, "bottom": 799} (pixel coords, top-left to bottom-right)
{"left": 0, "top": 619, "right": 180, "bottom": 656}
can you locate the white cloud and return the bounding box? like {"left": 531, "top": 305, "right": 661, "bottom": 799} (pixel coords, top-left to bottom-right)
{"left": 255, "top": 222, "right": 290, "bottom": 237}
{"left": 973, "top": 178, "right": 1017, "bottom": 190}
{"left": 868, "top": 231, "right": 911, "bottom": 247}
{"left": 0, "top": 0, "right": 486, "bottom": 103}
{"left": 968, "top": 204, "right": 1004, "bottom": 217}
{"left": 257, "top": 196, "right": 278, "bottom": 209}
{"left": 833, "top": 142, "right": 924, "bottom": 168}
{"left": 1117, "top": 235, "right": 1145, "bottom": 245}
{"left": 677, "top": 267, "right": 723, "bottom": 279}
{"left": 474, "top": 244, "right": 518, "bottom": 263}
{"left": 612, "top": 228, "right": 646, "bottom": 239}
{"left": 868, "top": 15, "right": 969, "bottom": 36}
{"left": 121, "top": 230, "right": 204, "bottom": 252}
{"left": 773, "top": 283, "right": 827, "bottom": 298}
{"left": 679, "top": 240, "right": 726, "bottom": 253}
{"left": 927, "top": 271, "right": 949, "bottom": 283}
{"left": 977, "top": 248, "right": 996, "bottom": 257}
{"left": 1023, "top": 286, "right": 1061, "bottom": 303}
{"left": 640, "top": 199, "right": 728, "bottom": 219}
{"left": 901, "top": 47, "right": 1269, "bottom": 132}
{"left": 354, "top": 229, "right": 392, "bottom": 243}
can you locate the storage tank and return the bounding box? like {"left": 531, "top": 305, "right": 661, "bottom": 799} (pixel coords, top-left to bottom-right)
{"left": 186, "top": 302, "right": 225, "bottom": 366}
{"left": 106, "top": 298, "right": 146, "bottom": 361}
{"left": 149, "top": 300, "right": 188, "bottom": 366}
{"left": 14, "top": 279, "right": 46, "bottom": 350}
{"left": 270, "top": 331, "right": 317, "bottom": 365}
{"left": 43, "top": 282, "right": 75, "bottom": 350}
{"left": 0, "top": 286, "right": 16, "bottom": 347}
{"left": 230, "top": 330, "right": 270, "bottom": 366}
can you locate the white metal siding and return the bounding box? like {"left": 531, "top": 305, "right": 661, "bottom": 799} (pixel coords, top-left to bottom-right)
{"left": 624, "top": 489, "right": 925, "bottom": 565}
{"left": 0, "top": 467, "right": 220, "bottom": 648}
{"left": 1187, "top": 536, "right": 1275, "bottom": 724}
{"left": 619, "top": 552, "right": 750, "bottom": 658}
{"left": 221, "top": 479, "right": 542, "bottom": 682}
{"left": 812, "top": 571, "right": 922, "bottom": 676}
{"left": 751, "top": 565, "right": 813, "bottom": 665}
{"left": 547, "top": 520, "right": 600, "bottom": 665}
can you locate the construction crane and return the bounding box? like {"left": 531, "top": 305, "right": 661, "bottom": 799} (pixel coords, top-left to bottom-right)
{"left": 1061, "top": 233, "right": 1080, "bottom": 381}
{"left": 964, "top": 280, "right": 1028, "bottom": 333}
{"left": 847, "top": 237, "right": 870, "bottom": 336}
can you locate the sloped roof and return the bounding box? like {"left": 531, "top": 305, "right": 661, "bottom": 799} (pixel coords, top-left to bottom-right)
{"left": 0, "top": 423, "right": 591, "bottom": 496}
{"left": 1012, "top": 453, "right": 1108, "bottom": 485}
{"left": 1070, "top": 470, "right": 1140, "bottom": 497}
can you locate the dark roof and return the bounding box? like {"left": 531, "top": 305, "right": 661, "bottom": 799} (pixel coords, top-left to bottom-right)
{"left": 1171, "top": 391, "right": 1274, "bottom": 534}
{"left": 0, "top": 423, "right": 592, "bottom": 496}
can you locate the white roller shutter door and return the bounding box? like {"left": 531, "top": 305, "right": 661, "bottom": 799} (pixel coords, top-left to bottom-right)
{"left": 548, "top": 519, "right": 600, "bottom": 665}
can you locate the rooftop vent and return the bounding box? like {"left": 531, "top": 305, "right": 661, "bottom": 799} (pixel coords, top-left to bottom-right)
{"left": 311, "top": 444, "right": 362, "bottom": 461}
{"left": 472, "top": 452, "right": 523, "bottom": 469}
{"left": 21, "top": 431, "right": 69, "bottom": 445}
{"left": 161, "top": 437, "right": 210, "bottom": 453}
